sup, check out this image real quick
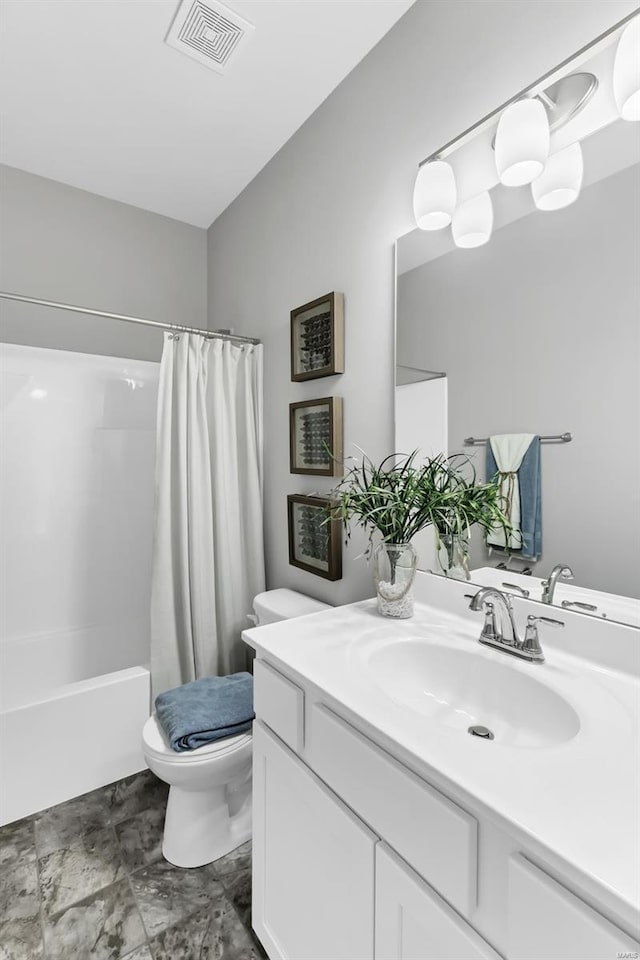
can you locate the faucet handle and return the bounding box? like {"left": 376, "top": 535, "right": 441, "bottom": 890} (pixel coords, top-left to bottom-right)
{"left": 502, "top": 581, "right": 530, "bottom": 598}
{"left": 481, "top": 602, "right": 499, "bottom": 641}
{"left": 527, "top": 615, "right": 565, "bottom": 629}
{"left": 522, "top": 614, "right": 564, "bottom": 662}
{"left": 561, "top": 600, "right": 598, "bottom": 612}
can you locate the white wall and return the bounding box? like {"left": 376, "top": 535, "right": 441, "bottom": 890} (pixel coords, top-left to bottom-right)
{"left": 0, "top": 165, "right": 207, "bottom": 361}
{"left": 0, "top": 343, "right": 158, "bottom": 656}
{"left": 206, "top": 0, "right": 637, "bottom": 604}
{"left": 397, "top": 165, "right": 640, "bottom": 597}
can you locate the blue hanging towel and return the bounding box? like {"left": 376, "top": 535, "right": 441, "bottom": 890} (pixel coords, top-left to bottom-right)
{"left": 155, "top": 672, "right": 254, "bottom": 752}
{"left": 486, "top": 436, "right": 542, "bottom": 560}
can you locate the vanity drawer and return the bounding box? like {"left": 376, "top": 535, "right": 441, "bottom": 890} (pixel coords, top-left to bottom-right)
{"left": 310, "top": 703, "right": 477, "bottom": 916}
{"left": 253, "top": 659, "right": 304, "bottom": 754}
{"left": 507, "top": 855, "right": 640, "bottom": 960}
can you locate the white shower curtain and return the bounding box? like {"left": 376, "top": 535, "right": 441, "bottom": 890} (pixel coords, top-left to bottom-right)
{"left": 150, "top": 332, "right": 265, "bottom": 699}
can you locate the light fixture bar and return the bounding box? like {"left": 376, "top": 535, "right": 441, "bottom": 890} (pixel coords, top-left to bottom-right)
{"left": 416, "top": 9, "right": 639, "bottom": 170}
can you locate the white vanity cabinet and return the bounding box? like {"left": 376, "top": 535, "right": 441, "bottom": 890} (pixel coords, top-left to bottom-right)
{"left": 375, "top": 843, "right": 501, "bottom": 960}
{"left": 507, "top": 855, "right": 640, "bottom": 960}
{"left": 252, "top": 656, "right": 640, "bottom": 960}
{"left": 252, "top": 720, "right": 377, "bottom": 960}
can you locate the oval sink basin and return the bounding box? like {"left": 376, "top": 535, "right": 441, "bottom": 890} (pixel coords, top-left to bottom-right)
{"left": 363, "top": 640, "right": 580, "bottom": 748}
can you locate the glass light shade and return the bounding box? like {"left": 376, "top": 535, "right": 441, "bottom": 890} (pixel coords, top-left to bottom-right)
{"left": 613, "top": 18, "right": 640, "bottom": 121}
{"left": 532, "top": 143, "right": 583, "bottom": 211}
{"left": 413, "top": 160, "right": 457, "bottom": 230}
{"left": 495, "top": 98, "right": 550, "bottom": 186}
{"left": 452, "top": 192, "right": 493, "bottom": 248}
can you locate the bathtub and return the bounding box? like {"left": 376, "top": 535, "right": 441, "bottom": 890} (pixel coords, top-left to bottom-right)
{"left": 0, "top": 620, "right": 150, "bottom": 825}
{"left": 0, "top": 343, "right": 159, "bottom": 825}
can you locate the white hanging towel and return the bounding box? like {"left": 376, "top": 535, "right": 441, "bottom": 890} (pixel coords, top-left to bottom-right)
{"left": 487, "top": 433, "right": 534, "bottom": 550}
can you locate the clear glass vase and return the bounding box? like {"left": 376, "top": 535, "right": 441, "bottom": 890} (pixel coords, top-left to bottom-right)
{"left": 373, "top": 542, "right": 418, "bottom": 618}
{"left": 436, "top": 531, "right": 471, "bottom": 581}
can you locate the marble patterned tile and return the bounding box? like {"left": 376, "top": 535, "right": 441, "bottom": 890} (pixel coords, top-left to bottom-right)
{"left": 0, "top": 857, "right": 39, "bottom": 922}
{"left": 130, "top": 860, "right": 224, "bottom": 939}
{"left": 0, "top": 817, "right": 36, "bottom": 866}
{"left": 34, "top": 787, "right": 110, "bottom": 857}
{"left": 42, "top": 878, "right": 146, "bottom": 960}
{"left": 220, "top": 865, "right": 251, "bottom": 929}
{"left": 0, "top": 916, "right": 43, "bottom": 960}
{"left": 148, "top": 900, "right": 262, "bottom": 960}
{"left": 213, "top": 841, "right": 251, "bottom": 878}
{"left": 0, "top": 855, "right": 42, "bottom": 960}
{"left": 105, "top": 771, "right": 168, "bottom": 826}
{"left": 115, "top": 807, "right": 165, "bottom": 872}
{"left": 39, "top": 825, "right": 125, "bottom": 917}
{"left": 122, "top": 945, "right": 153, "bottom": 960}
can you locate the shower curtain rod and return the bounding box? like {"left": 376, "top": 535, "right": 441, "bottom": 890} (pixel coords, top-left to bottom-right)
{"left": 0, "top": 291, "right": 261, "bottom": 346}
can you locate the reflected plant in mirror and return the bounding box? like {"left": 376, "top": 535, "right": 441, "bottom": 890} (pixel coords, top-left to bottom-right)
{"left": 395, "top": 11, "right": 640, "bottom": 628}
{"left": 428, "top": 456, "right": 515, "bottom": 581}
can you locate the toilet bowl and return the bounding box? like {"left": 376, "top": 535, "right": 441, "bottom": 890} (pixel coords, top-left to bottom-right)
{"left": 143, "top": 588, "right": 330, "bottom": 868}
{"left": 142, "top": 713, "right": 252, "bottom": 868}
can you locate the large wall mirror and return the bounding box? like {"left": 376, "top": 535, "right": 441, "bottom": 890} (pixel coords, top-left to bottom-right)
{"left": 395, "top": 13, "right": 639, "bottom": 628}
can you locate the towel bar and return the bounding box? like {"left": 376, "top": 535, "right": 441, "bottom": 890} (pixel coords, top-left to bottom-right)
{"left": 464, "top": 432, "right": 572, "bottom": 446}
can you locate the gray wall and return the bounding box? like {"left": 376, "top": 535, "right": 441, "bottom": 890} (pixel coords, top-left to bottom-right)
{"left": 397, "top": 164, "right": 640, "bottom": 598}
{"left": 0, "top": 165, "right": 207, "bottom": 362}
{"left": 206, "top": 0, "right": 637, "bottom": 605}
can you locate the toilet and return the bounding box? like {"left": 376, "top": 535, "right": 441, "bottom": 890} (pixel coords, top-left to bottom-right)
{"left": 142, "top": 588, "right": 330, "bottom": 868}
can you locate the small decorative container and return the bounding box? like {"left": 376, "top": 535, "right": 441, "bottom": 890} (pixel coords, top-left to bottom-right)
{"left": 436, "top": 531, "right": 471, "bottom": 581}
{"left": 373, "top": 542, "right": 418, "bottom": 618}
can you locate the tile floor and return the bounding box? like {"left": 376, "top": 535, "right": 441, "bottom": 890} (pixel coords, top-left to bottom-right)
{"left": 0, "top": 770, "right": 267, "bottom": 960}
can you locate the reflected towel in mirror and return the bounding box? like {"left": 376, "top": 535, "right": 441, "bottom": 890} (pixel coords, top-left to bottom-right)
{"left": 486, "top": 434, "right": 542, "bottom": 560}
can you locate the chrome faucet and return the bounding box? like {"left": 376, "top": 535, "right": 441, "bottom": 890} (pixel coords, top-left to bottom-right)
{"left": 468, "top": 587, "right": 564, "bottom": 663}
{"left": 541, "top": 564, "right": 574, "bottom": 604}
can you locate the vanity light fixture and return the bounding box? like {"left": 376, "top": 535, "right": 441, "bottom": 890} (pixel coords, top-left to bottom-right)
{"left": 613, "top": 17, "right": 640, "bottom": 121}
{"left": 495, "top": 98, "right": 550, "bottom": 186}
{"left": 452, "top": 192, "right": 494, "bottom": 248}
{"left": 532, "top": 142, "right": 584, "bottom": 211}
{"left": 413, "top": 160, "right": 457, "bottom": 230}
{"left": 412, "top": 12, "right": 637, "bottom": 243}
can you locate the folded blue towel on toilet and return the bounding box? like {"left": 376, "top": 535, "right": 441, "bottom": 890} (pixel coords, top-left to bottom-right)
{"left": 155, "top": 673, "right": 254, "bottom": 752}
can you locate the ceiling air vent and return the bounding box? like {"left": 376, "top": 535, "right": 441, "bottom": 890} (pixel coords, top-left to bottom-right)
{"left": 165, "top": 0, "right": 254, "bottom": 74}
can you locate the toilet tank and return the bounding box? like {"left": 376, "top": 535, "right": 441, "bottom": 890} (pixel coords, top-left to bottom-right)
{"left": 252, "top": 588, "right": 330, "bottom": 626}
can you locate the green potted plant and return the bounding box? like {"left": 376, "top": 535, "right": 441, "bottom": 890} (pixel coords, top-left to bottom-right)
{"left": 333, "top": 450, "right": 511, "bottom": 618}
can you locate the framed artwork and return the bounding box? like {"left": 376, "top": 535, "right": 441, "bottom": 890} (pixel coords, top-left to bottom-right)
{"left": 290, "top": 292, "right": 344, "bottom": 382}
{"left": 289, "top": 396, "right": 343, "bottom": 476}
{"left": 287, "top": 495, "right": 342, "bottom": 581}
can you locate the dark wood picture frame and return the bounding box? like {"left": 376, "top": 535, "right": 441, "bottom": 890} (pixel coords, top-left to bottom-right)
{"left": 287, "top": 495, "right": 342, "bottom": 581}
{"left": 289, "top": 396, "right": 343, "bottom": 477}
{"left": 290, "top": 292, "right": 344, "bottom": 382}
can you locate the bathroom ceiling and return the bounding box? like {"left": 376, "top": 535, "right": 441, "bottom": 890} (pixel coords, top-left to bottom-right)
{"left": 0, "top": 0, "right": 414, "bottom": 228}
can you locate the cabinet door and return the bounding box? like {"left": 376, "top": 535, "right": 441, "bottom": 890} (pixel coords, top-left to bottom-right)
{"left": 507, "top": 855, "right": 640, "bottom": 960}
{"left": 252, "top": 720, "right": 377, "bottom": 960}
{"left": 375, "top": 844, "right": 501, "bottom": 960}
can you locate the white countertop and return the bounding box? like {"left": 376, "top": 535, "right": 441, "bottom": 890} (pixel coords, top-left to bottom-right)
{"left": 243, "top": 582, "right": 640, "bottom": 933}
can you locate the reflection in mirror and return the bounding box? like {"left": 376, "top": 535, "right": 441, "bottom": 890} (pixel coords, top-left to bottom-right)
{"left": 395, "top": 14, "right": 640, "bottom": 627}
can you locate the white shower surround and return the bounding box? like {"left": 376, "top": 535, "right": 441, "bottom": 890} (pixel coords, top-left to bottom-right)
{"left": 0, "top": 343, "right": 158, "bottom": 824}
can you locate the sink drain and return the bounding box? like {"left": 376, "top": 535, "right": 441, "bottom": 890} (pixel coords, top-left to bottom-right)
{"left": 468, "top": 725, "right": 494, "bottom": 740}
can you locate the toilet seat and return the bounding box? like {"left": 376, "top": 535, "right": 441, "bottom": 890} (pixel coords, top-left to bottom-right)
{"left": 142, "top": 713, "right": 252, "bottom": 764}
